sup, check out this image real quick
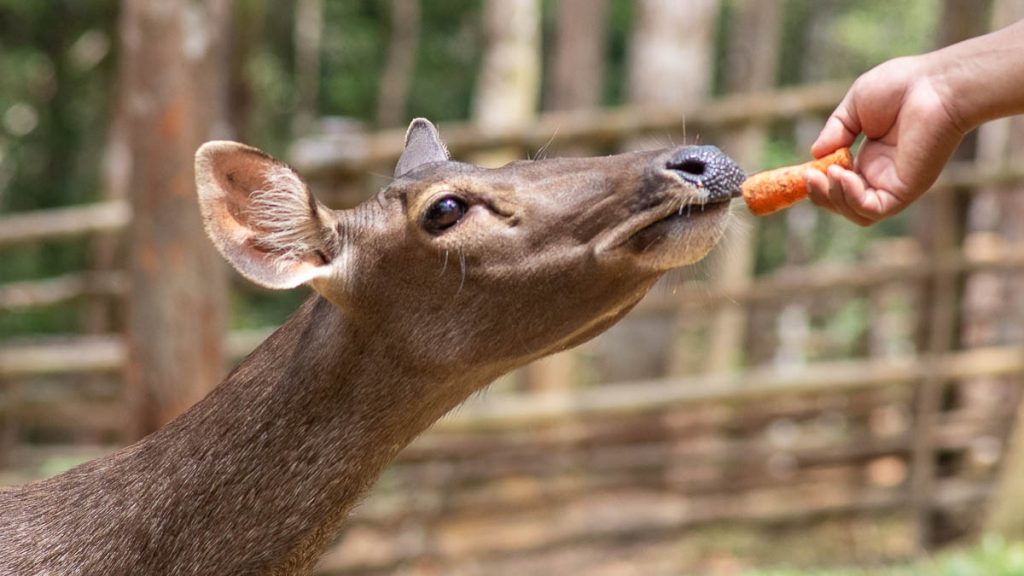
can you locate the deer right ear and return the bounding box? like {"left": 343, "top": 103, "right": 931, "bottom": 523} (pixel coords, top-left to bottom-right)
{"left": 195, "top": 141, "right": 340, "bottom": 290}
{"left": 394, "top": 118, "right": 449, "bottom": 177}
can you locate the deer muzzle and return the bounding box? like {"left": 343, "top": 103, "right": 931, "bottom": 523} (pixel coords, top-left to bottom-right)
{"left": 665, "top": 145, "right": 746, "bottom": 203}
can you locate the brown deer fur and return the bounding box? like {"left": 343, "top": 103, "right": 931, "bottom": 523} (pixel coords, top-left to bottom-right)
{"left": 0, "top": 119, "right": 743, "bottom": 575}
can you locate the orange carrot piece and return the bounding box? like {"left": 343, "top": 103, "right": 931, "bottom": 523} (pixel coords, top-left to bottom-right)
{"left": 741, "top": 147, "right": 854, "bottom": 216}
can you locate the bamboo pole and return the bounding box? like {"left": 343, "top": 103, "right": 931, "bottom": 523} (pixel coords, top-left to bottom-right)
{"left": 910, "top": 187, "right": 963, "bottom": 550}
{"left": 0, "top": 272, "right": 127, "bottom": 311}
{"left": 697, "top": 0, "right": 782, "bottom": 375}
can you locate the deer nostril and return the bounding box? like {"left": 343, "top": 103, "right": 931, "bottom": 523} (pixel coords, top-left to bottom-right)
{"left": 669, "top": 158, "right": 707, "bottom": 178}
{"left": 666, "top": 145, "right": 746, "bottom": 199}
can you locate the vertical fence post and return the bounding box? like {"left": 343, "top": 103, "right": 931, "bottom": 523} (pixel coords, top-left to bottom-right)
{"left": 909, "top": 0, "right": 990, "bottom": 549}
{"left": 910, "top": 186, "right": 962, "bottom": 550}
{"left": 620, "top": 0, "right": 719, "bottom": 381}
{"left": 693, "top": 0, "right": 781, "bottom": 376}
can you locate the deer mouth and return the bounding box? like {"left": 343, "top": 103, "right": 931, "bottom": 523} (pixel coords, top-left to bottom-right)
{"left": 627, "top": 195, "right": 733, "bottom": 249}
{"left": 594, "top": 192, "right": 733, "bottom": 258}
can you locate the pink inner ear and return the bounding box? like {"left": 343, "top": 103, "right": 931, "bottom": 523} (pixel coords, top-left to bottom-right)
{"left": 197, "top": 140, "right": 335, "bottom": 290}
{"left": 210, "top": 148, "right": 282, "bottom": 229}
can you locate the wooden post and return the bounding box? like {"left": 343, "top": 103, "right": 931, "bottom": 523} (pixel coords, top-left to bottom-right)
{"left": 909, "top": 187, "right": 963, "bottom": 551}
{"left": 121, "top": 0, "right": 230, "bottom": 438}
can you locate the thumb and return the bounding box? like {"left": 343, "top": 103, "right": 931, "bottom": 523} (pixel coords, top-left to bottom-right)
{"left": 811, "top": 95, "right": 861, "bottom": 158}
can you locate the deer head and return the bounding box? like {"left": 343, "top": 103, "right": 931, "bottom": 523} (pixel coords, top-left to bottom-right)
{"left": 196, "top": 118, "right": 744, "bottom": 384}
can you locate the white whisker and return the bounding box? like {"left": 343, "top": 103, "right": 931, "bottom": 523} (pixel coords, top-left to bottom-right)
{"left": 458, "top": 249, "right": 467, "bottom": 294}
{"left": 533, "top": 125, "right": 561, "bottom": 161}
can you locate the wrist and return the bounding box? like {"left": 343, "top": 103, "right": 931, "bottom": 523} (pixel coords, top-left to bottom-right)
{"left": 916, "top": 51, "right": 977, "bottom": 134}
{"left": 923, "top": 21, "right": 1024, "bottom": 130}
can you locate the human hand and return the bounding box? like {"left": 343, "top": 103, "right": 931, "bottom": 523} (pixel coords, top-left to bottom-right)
{"left": 805, "top": 55, "right": 969, "bottom": 226}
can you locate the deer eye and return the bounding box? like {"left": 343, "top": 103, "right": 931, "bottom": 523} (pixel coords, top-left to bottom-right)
{"left": 423, "top": 196, "right": 468, "bottom": 233}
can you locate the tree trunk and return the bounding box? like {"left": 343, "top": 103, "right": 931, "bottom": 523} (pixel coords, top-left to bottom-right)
{"left": 545, "top": 0, "right": 608, "bottom": 113}
{"left": 627, "top": 0, "right": 719, "bottom": 110}
{"left": 693, "top": 0, "right": 781, "bottom": 376}
{"left": 540, "top": 0, "right": 608, "bottom": 163}
{"left": 472, "top": 0, "right": 540, "bottom": 143}
{"left": 227, "top": 0, "right": 266, "bottom": 143}
{"left": 473, "top": 0, "right": 555, "bottom": 390}
{"left": 122, "top": 0, "right": 231, "bottom": 438}
{"left": 294, "top": 0, "right": 323, "bottom": 135}
{"left": 377, "top": 0, "right": 421, "bottom": 128}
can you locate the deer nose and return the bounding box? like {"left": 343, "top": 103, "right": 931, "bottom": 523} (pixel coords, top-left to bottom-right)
{"left": 666, "top": 145, "right": 746, "bottom": 201}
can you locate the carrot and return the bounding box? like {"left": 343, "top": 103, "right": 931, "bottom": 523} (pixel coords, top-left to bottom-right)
{"left": 741, "top": 147, "right": 854, "bottom": 216}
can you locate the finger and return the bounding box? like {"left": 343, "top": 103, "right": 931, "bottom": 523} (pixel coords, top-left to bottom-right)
{"left": 829, "top": 166, "right": 876, "bottom": 223}
{"left": 836, "top": 165, "right": 912, "bottom": 223}
{"left": 835, "top": 167, "right": 887, "bottom": 223}
{"left": 825, "top": 167, "right": 874, "bottom": 226}
{"left": 831, "top": 167, "right": 878, "bottom": 226}
{"left": 804, "top": 169, "right": 835, "bottom": 211}
{"left": 811, "top": 94, "right": 861, "bottom": 158}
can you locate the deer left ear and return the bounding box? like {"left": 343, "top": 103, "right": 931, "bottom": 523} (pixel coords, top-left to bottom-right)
{"left": 395, "top": 118, "right": 449, "bottom": 178}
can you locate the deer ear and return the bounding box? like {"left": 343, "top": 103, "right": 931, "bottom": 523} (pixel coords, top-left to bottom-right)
{"left": 195, "top": 141, "right": 340, "bottom": 289}
{"left": 394, "top": 118, "right": 449, "bottom": 177}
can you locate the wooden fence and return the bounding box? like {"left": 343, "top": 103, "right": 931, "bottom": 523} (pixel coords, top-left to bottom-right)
{"left": 3, "top": 81, "right": 1024, "bottom": 573}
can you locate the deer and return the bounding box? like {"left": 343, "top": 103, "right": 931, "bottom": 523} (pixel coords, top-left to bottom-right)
{"left": 0, "top": 118, "right": 744, "bottom": 575}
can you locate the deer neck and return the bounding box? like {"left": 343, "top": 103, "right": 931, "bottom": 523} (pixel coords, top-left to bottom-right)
{"left": 9, "top": 294, "right": 477, "bottom": 575}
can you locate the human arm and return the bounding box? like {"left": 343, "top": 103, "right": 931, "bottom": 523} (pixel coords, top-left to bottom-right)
{"left": 806, "top": 19, "right": 1024, "bottom": 226}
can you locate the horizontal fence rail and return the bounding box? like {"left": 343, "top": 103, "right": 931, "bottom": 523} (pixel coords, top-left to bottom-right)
{"left": 0, "top": 200, "right": 130, "bottom": 248}
{"left": 293, "top": 82, "right": 851, "bottom": 177}
{"left": 0, "top": 328, "right": 274, "bottom": 377}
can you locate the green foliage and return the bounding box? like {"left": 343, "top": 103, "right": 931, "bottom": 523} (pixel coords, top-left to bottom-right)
{"left": 746, "top": 536, "right": 1024, "bottom": 576}
{"left": 0, "top": 1, "right": 117, "bottom": 313}
{"left": 0, "top": 0, "right": 117, "bottom": 213}
{"left": 245, "top": 46, "right": 297, "bottom": 157}
{"left": 406, "top": 0, "right": 484, "bottom": 121}
{"left": 231, "top": 288, "right": 309, "bottom": 331}
{"left": 320, "top": 1, "right": 389, "bottom": 120}
{"left": 829, "top": 0, "right": 940, "bottom": 73}
{"left": 776, "top": 0, "right": 939, "bottom": 85}
{"left": 602, "top": 0, "right": 633, "bottom": 106}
